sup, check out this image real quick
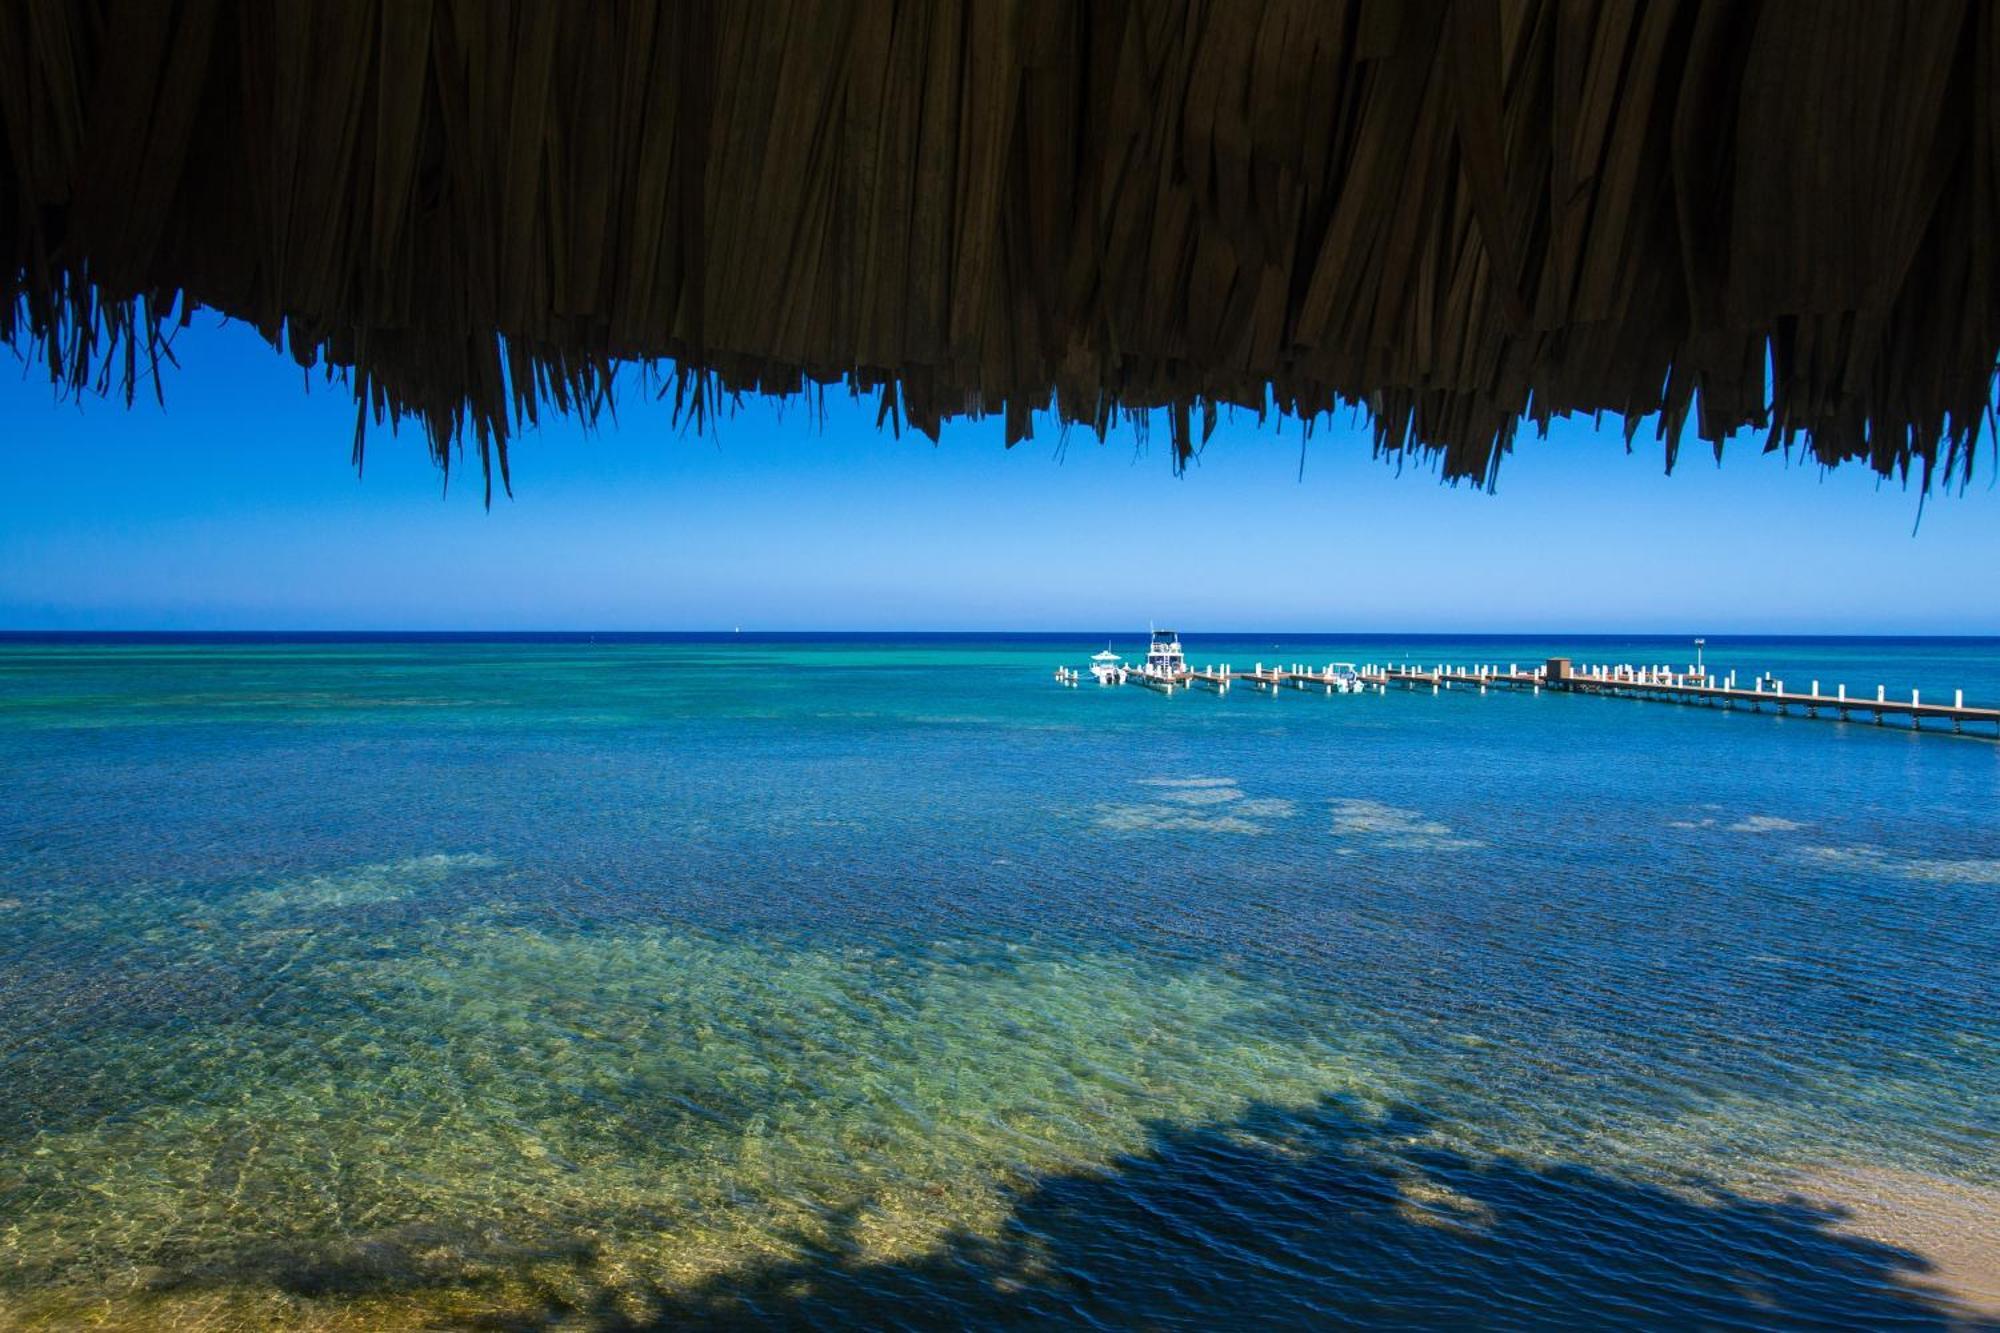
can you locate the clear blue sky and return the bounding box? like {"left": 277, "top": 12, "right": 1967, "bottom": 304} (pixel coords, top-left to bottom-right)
{"left": 1, "top": 317, "right": 1995, "bottom": 632}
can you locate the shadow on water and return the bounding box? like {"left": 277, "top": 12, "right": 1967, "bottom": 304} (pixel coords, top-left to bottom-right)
{"left": 399, "top": 1096, "right": 1987, "bottom": 1332}
{"left": 89, "top": 1097, "right": 1988, "bottom": 1329}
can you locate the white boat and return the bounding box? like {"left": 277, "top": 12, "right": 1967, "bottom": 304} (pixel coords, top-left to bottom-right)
{"left": 1140, "top": 628, "right": 1186, "bottom": 679}
{"left": 1064, "top": 629, "right": 1190, "bottom": 690}
{"left": 1324, "top": 661, "right": 1364, "bottom": 693}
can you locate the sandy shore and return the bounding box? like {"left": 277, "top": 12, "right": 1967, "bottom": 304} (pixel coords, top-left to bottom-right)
{"left": 1781, "top": 1164, "right": 2000, "bottom": 1320}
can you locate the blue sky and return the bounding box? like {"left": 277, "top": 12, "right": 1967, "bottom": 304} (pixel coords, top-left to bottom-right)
{"left": 1, "top": 317, "right": 1995, "bottom": 632}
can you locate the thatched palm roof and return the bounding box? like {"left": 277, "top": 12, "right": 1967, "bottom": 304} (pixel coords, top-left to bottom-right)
{"left": 3, "top": 1, "right": 1995, "bottom": 496}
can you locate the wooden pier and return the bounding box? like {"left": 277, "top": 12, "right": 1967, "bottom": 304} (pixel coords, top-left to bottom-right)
{"left": 1086, "top": 655, "right": 2000, "bottom": 739}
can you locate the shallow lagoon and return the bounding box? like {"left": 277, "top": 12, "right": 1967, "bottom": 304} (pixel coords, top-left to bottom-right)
{"left": 1, "top": 635, "right": 1996, "bottom": 1328}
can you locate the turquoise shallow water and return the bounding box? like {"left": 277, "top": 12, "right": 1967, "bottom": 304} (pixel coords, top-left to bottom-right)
{"left": 0, "top": 633, "right": 1996, "bottom": 1329}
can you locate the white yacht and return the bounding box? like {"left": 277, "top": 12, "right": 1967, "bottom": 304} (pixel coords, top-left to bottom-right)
{"left": 1088, "top": 646, "right": 1125, "bottom": 684}
{"left": 1140, "top": 629, "right": 1186, "bottom": 679}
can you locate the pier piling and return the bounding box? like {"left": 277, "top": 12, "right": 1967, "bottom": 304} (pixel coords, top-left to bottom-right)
{"left": 1065, "top": 650, "right": 1998, "bottom": 741}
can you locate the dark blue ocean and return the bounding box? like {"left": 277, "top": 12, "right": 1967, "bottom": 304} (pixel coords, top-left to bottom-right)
{"left": 1, "top": 633, "right": 1996, "bottom": 1329}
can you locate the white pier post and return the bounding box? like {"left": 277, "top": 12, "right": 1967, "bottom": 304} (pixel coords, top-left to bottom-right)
{"left": 1877, "top": 685, "right": 1885, "bottom": 703}
{"left": 1811, "top": 680, "right": 1818, "bottom": 697}
{"left": 1955, "top": 689, "right": 1964, "bottom": 709}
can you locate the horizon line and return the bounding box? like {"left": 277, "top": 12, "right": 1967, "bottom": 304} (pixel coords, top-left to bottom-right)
{"left": 4, "top": 628, "right": 1998, "bottom": 641}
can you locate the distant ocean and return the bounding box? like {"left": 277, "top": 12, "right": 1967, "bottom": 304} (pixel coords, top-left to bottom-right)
{"left": 2, "top": 633, "right": 1995, "bottom": 1328}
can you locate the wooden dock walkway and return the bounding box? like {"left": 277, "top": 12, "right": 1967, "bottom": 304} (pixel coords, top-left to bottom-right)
{"left": 1094, "top": 656, "right": 2000, "bottom": 739}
